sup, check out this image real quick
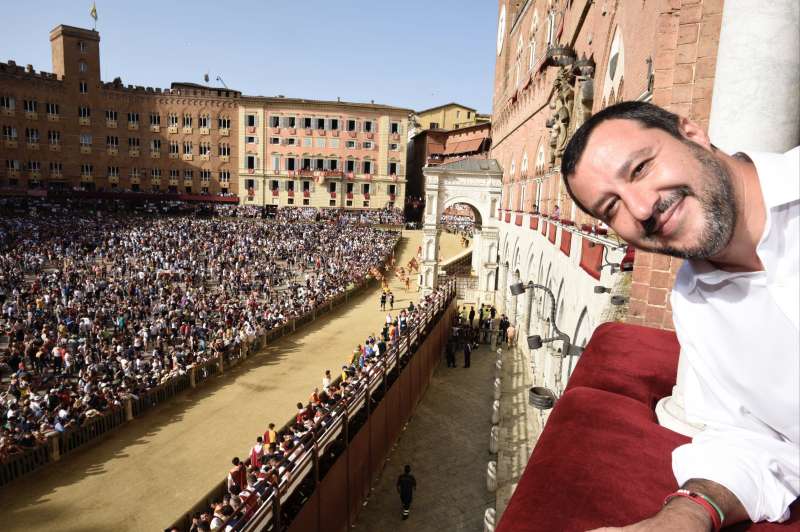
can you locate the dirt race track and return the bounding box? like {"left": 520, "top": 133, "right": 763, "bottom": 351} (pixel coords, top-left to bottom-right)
{"left": 0, "top": 229, "right": 467, "bottom": 532}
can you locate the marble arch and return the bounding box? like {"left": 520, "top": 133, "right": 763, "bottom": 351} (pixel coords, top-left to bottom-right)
{"left": 420, "top": 158, "right": 503, "bottom": 298}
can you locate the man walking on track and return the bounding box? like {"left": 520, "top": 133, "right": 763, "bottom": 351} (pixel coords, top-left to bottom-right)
{"left": 396, "top": 464, "right": 417, "bottom": 520}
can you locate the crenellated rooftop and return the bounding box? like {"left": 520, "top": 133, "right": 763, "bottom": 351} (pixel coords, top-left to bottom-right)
{"left": 0, "top": 60, "right": 62, "bottom": 83}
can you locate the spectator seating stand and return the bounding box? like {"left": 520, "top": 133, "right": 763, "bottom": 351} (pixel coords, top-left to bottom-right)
{"left": 0, "top": 265, "right": 388, "bottom": 488}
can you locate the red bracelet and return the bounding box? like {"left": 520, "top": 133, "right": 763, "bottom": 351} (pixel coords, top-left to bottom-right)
{"left": 663, "top": 489, "right": 723, "bottom": 531}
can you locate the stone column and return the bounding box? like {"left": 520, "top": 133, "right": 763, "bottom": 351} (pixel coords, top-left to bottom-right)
{"left": 498, "top": 263, "right": 509, "bottom": 314}
{"left": 420, "top": 225, "right": 440, "bottom": 295}
{"left": 656, "top": 354, "right": 705, "bottom": 436}
{"left": 708, "top": 0, "right": 799, "bottom": 153}
{"left": 508, "top": 271, "right": 520, "bottom": 324}
{"left": 124, "top": 397, "right": 133, "bottom": 421}
{"left": 478, "top": 226, "right": 499, "bottom": 304}
{"left": 471, "top": 227, "right": 483, "bottom": 273}
{"left": 659, "top": 0, "right": 798, "bottom": 438}
{"left": 46, "top": 431, "right": 61, "bottom": 462}
{"left": 421, "top": 173, "right": 441, "bottom": 295}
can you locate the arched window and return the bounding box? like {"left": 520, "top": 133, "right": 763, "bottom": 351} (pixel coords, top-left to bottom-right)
{"left": 603, "top": 28, "right": 625, "bottom": 104}
{"left": 546, "top": 11, "right": 556, "bottom": 46}
{"left": 521, "top": 152, "right": 529, "bottom": 176}
{"left": 536, "top": 144, "right": 546, "bottom": 171}
{"left": 529, "top": 41, "right": 537, "bottom": 70}
{"left": 497, "top": 5, "right": 507, "bottom": 56}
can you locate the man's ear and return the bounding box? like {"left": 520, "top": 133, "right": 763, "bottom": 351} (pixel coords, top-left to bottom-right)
{"left": 678, "top": 116, "right": 712, "bottom": 151}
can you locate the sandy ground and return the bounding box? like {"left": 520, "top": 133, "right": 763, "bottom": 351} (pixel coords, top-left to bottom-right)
{"left": 0, "top": 229, "right": 468, "bottom": 532}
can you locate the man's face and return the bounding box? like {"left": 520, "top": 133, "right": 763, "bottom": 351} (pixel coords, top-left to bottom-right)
{"left": 567, "top": 119, "right": 736, "bottom": 259}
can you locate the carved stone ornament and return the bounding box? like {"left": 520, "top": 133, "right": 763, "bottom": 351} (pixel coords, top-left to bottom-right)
{"left": 546, "top": 67, "right": 575, "bottom": 164}
{"left": 544, "top": 54, "right": 599, "bottom": 164}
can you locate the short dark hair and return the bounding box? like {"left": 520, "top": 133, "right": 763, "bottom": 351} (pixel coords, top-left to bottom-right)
{"left": 560, "top": 101, "right": 682, "bottom": 215}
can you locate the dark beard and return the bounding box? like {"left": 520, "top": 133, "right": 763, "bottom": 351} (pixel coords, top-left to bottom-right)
{"left": 639, "top": 143, "right": 737, "bottom": 260}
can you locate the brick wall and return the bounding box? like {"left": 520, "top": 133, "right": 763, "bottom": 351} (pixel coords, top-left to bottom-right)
{"left": 625, "top": 0, "right": 724, "bottom": 330}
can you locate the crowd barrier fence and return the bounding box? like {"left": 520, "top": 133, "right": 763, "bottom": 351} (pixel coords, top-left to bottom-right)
{"left": 169, "top": 280, "right": 456, "bottom": 532}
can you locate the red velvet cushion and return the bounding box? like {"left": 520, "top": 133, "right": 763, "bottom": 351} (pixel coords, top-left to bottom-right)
{"left": 497, "top": 387, "right": 689, "bottom": 532}
{"left": 566, "top": 322, "right": 681, "bottom": 409}
{"left": 496, "top": 386, "right": 800, "bottom": 531}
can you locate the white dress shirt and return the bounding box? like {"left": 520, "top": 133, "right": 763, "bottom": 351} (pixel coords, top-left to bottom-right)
{"left": 671, "top": 147, "right": 799, "bottom": 523}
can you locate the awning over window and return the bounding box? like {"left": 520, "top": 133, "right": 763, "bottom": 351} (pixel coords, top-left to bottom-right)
{"left": 443, "top": 138, "right": 484, "bottom": 155}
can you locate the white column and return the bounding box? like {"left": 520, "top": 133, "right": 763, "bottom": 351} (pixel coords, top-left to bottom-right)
{"left": 508, "top": 271, "right": 519, "bottom": 324}
{"left": 708, "top": 0, "right": 799, "bottom": 153}
{"left": 656, "top": 354, "right": 705, "bottom": 436}
{"left": 498, "top": 263, "right": 509, "bottom": 314}
{"left": 479, "top": 226, "right": 500, "bottom": 305}
{"left": 471, "top": 228, "right": 483, "bottom": 273}
{"left": 421, "top": 173, "right": 441, "bottom": 295}
{"left": 420, "top": 225, "right": 440, "bottom": 295}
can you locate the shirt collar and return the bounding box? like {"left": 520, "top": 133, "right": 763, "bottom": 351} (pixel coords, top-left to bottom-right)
{"left": 747, "top": 146, "right": 800, "bottom": 209}
{"left": 680, "top": 146, "right": 799, "bottom": 293}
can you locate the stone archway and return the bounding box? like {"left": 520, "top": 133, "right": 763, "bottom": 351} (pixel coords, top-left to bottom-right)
{"left": 420, "top": 159, "right": 503, "bottom": 297}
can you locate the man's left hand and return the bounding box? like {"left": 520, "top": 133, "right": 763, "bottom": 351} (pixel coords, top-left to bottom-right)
{"left": 587, "top": 497, "right": 712, "bottom": 532}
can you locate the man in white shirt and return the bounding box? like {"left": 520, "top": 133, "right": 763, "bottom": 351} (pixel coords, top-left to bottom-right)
{"left": 561, "top": 101, "right": 798, "bottom": 530}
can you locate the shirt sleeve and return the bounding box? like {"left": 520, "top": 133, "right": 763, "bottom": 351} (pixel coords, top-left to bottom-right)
{"left": 671, "top": 335, "right": 800, "bottom": 522}
{"left": 672, "top": 418, "right": 799, "bottom": 522}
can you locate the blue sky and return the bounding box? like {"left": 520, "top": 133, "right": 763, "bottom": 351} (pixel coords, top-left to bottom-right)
{"left": 2, "top": 1, "right": 497, "bottom": 114}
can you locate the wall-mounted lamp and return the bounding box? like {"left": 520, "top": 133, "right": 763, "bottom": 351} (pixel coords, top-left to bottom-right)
{"left": 600, "top": 245, "right": 634, "bottom": 275}
{"left": 509, "top": 281, "right": 526, "bottom": 296}
{"left": 529, "top": 386, "right": 556, "bottom": 410}
{"left": 610, "top": 295, "right": 628, "bottom": 306}
{"left": 510, "top": 281, "right": 584, "bottom": 409}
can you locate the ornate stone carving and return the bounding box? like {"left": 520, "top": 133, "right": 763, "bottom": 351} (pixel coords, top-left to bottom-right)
{"left": 545, "top": 56, "right": 597, "bottom": 164}
{"left": 546, "top": 67, "right": 575, "bottom": 164}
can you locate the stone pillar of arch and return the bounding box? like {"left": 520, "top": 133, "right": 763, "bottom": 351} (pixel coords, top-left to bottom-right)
{"left": 420, "top": 174, "right": 441, "bottom": 296}
{"left": 471, "top": 227, "right": 483, "bottom": 273}
{"left": 478, "top": 226, "right": 499, "bottom": 304}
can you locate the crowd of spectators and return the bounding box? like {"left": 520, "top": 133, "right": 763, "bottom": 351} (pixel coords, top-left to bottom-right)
{"left": 212, "top": 205, "right": 405, "bottom": 226}
{"left": 185, "top": 287, "right": 450, "bottom": 532}
{"left": 0, "top": 200, "right": 401, "bottom": 463}
{"left": 440, "top": 213, "right": 476, "bottom": 239}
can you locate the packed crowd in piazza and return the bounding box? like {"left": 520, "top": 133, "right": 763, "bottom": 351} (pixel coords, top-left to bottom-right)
{"left": 0, "top": 200, "right": 403, "bottom": 461}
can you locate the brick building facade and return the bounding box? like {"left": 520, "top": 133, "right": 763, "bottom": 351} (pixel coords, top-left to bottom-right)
{"left": 490, "top": 0, "right": 723, "bottom": 334}
{"left": 0, "top": 24, "right": 410, "bottom": 208}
